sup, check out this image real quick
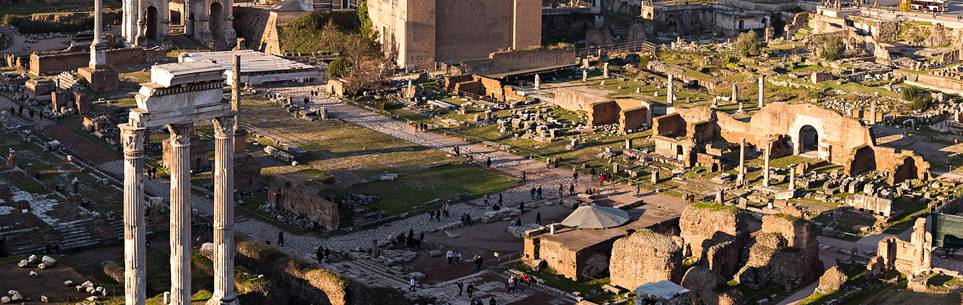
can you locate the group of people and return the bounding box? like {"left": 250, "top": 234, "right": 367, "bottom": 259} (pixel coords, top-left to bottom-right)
{"left": 459, "top": 213, "right": 474, "bottom": 226}
{"left": 427, "top": 207, "right": 450, "bottom": 221}
{"left": 506, "top": 273, "right": 535, "bottom": 294}
{"left": 392, "top": 229, "right": 424, "bottom": 251}
{"left": 454, "top": 282, "right": 499, "bottom": 305}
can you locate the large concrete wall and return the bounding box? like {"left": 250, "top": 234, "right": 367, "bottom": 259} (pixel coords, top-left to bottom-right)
{"left": 434, "top": 0, "right": 514, "bottom": 63}
{"left": 368, "top": 0, "right": 541, "bottom": 69}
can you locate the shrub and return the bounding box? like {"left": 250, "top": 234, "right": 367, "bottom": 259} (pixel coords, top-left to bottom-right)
{"left": 819, "top": 36, "right": 845, "bottom": 60}
{"left": 327, "top": 57, "right": 352, "bottom": 79}
{"left": 734, "top": 30, "right": 762, "bottom": 57}
{"left": 903, "top": 86, "right": 933, "bottom": 110}
{"left": 3, "top": 14, "right": 93, "bottom": 34}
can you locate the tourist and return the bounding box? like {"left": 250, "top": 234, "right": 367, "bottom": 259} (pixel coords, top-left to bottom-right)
{"left": 554, "top": 158, "right": 559, "bottom": 168}
{"left": 519, "top": 273, "right": 530, "bottom": 290}
{"left": 409, "top": 277, "right": 417, "bottom": 292}
{"left": 489, "top": 296, "right": 496, "bottom": 305}
{"left": 529, "top": 187, "right": 536, "bottom": 200}
{"left": 456, "top": 281, "right": 464, "bottom": 296}
{"left": 492, "top": 203, "right": 501, "bottom": 211}
{"left": 512, "top": 274, "right": 520, "bottom": 292}
{"left": 535, "top": 212, "right": 541, "bottom": 225}
{"left": 570, "top": 184, "right": 575, "bottom": 195}
{"left": 277, "top": 231, "right": 285, "bottom": 247}
{"left": 636, "top": 185, "right": 641, "bottom": 196}
{"left": 447, "top": 250, "right": 455, "bottom": 264}
{"left": 522, "top": 171, "right": 527, "bottom": 181}
{"left": 317, "top": 245, "right": 325, "bottom": 263}
{"left": 486, "top": 157, "right": 492, "bottom": 168}
{"left": 472, "top": 255, "right": 483, "bottom": 272}
{"left": 519, "top": 201, "right": 525, "bottom": 214}
{"left": 558, "top": 184, "right": 564, "bottom": 198}
{"left": 572, "top": 171, "right": 578, "bottom": 182}
{"left": 466, "top": 283, "right": 475, "bottom": 299}
{"left": 497, "top": 193, "right": 503, "bottom": 205}
{"left": 536, "top": 186, "right": 542, "bottom": 199}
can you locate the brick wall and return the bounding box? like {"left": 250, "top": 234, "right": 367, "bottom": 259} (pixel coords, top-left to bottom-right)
{"left": 30, "top": 47, "right": 165, "bottom": 75}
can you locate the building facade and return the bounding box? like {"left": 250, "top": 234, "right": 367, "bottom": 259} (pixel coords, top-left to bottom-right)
{"left": 367, "top": 0, "right": 542, "bottom": 69}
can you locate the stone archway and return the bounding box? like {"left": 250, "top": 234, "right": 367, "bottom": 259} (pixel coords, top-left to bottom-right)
{"left": 893, "top": 157, "right": 920, "bottom": 184}
{"left": 849, "top": 145, "right": 876, "bottom": 175}
{"left": 210, "top": 2, "right": 224, "bottom": 46}
{"left": 145, "top": 6, "right": 159, "bottom": 42}
{"left": 798, "top": 125, "right": 819, "bottom": 157}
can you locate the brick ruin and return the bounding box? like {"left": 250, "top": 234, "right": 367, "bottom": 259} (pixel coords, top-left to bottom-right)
{"left": 869, "top": 218, "right": 932, "bottom": 277}
{"left": 29, "top": 47, "right": 165, "bottom": 76}
{"left": 651, "top": 103, "right": 931, "bottom": 184}
{"left": 552, "top": 87, "right": 652, "bottom": 133}
{"left": 265, "top": 176, "right": 341, "bottom": 230}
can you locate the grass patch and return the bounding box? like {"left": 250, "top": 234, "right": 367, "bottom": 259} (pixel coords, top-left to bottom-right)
{"left": 338, "top": 163, "right": 520, "bottom": 215}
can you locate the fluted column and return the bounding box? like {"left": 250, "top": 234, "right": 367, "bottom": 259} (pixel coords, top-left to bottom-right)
{"left": 209, "top": 116, "right": 237, "bottom": 305}
{"left": 167, "top": 124, "right": 193, "bottom": 305}
{"left": 120, "top": 124, "right": 147, "bottom": 305}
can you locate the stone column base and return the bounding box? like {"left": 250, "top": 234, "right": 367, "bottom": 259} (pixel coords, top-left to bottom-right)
{"left": 206, "top": 297, "right": 238, "bottom": 305}
{"left": 77, "top": 67, "right": 120, "bottom": 93}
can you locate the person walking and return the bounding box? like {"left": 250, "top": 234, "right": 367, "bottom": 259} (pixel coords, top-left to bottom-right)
{"left": 277, "top": 231, "right": 285, "bottom": 247}
{"left": 456, "top": 282, "right": 464, "bottom": 296}
{"left": 466, "top": 283, "right": 475, "bottom": 299}
{"left": 529, "top": 187, "right": 536, "bottom": 200}
{"left": 486, "top": 157, "right": 492, "bottom": 168}
{"left": 409, "top": 277, "right": 417, "bottom": 292}
{"left": 317, "top": 245, "right": 325, "bottom": 263}
{"left": 535, "top": 212, "right": 541, "bottom": 225}
{"left": 536, "top": 186, "right": 542, "bottom": 199}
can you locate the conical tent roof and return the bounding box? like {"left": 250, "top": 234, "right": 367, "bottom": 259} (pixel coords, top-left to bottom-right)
{"left": 560, "top": 205, "right": 631, "bottom": 229}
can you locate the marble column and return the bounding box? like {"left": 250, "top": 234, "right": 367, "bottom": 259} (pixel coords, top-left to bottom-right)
{"left": 757, "top": 75, "right": 764, "bottom": 109}
{"left": 763, "top": 141, "right": 772, "bottom": 187}
{"left": 209, "top": 117, "right": 237, "bottom": 305}
{"left": 603, "top": 62, "right": 609, "bottom": 79}
{"left": 870, "top": 100, "right": 878, "bottom": 125}
{"left": 534, "top": 74, "right": 540, "bottom": 90}
{"left": 732, "top": 83, "right": 738, "bottom": 103}
{"left": 231, "top": 55, "right": 241, "bottom": 112}
{"left": 667, "top": 74, "right": 674, "bottom": 105}
{"left": 89, "top": 0, "right": 107, "bottom": 69}
{"left": 167, "top": 124, "right": 193, "bottom": 305}
{"left": 120, "top": 124, "right": 147, "bottom": 305}
{"left": 737, "top": 138, "right": 746, "bottom": 185}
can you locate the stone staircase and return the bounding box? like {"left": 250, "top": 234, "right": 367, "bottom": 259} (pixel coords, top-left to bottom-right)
{"left": 56, "top": 218, "right": 101, "bottom": 251}
{"left": 331, "top": 257, "right": 410, "bottom": 291}
{"left": 56, "top": 71, "right": 79, "bottom": 91}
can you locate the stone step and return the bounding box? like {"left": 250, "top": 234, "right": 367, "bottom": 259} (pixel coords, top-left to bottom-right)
{"left": 335, "top": 259, "right": 409, "bottom": 289}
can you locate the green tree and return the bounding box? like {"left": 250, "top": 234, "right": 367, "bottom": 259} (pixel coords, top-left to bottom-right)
{"left": 358, "top": 0, "right": 374, "bottom": 40}
{"left": 734, "top": 30, "right": 762, "bottom": 57}
{"left": 903, "top": 86, "right": 933, "bottom": 111}
{"left": 327, "top": 57, "right": 352, "bottom": 79}
{"left": 819, "top": 36, "right": 845, "bottom": 60}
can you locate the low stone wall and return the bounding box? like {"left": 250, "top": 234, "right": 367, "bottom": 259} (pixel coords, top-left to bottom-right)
{"left": 460, "top": 48, "right": 576, "bottom": 76}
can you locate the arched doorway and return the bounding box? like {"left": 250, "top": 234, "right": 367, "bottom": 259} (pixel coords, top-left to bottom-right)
{"left": 798, "top": 125, "right": 819, "bottom": 156}
{"left": 209, "top": 2, "right": 224, "bottom": 46}
{"left": 893, "top": 157, "right": 919, "bottom": 184}
{"left": 145, "top": 6, "right": 158, "bottom": 42}
{"left": 849, "top": 146, "right": 876, "bottom": 175}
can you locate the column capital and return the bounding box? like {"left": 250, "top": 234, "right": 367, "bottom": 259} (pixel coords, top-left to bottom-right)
{"left": 119, "top": 123, "right": 147, "bottom": 157}
{"left": 168, "top": 124, "right": 193, "bottom": 147}
{"left": 213, "top": 116, "right": 236, "bottom": 139}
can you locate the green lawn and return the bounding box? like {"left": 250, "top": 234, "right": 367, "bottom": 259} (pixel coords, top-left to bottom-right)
{"left": 338, "top": 163, "right": 520, "bottom": 216}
